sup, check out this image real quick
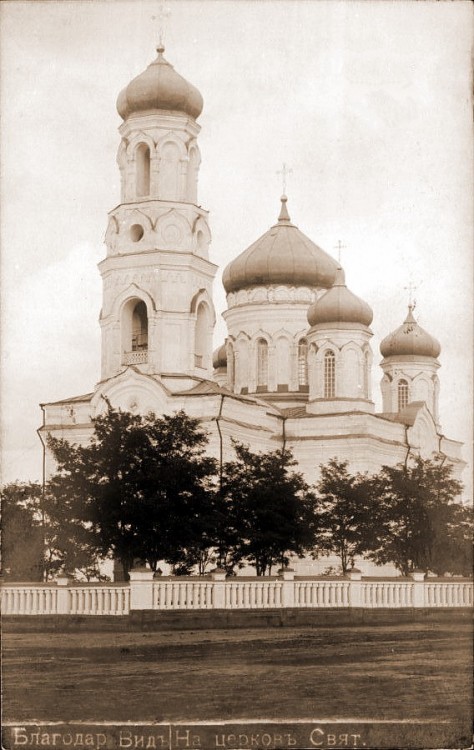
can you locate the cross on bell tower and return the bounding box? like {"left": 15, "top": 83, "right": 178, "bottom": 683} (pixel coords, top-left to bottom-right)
{"left": 152, "top": 3, "right": 171, "bottom": 50}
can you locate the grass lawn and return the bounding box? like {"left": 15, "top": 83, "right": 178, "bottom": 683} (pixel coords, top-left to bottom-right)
{"left": 2, "top": 621, "right": 472, "bottom": 724}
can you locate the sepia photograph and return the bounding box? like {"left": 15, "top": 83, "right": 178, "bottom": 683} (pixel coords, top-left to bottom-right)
{"left": 1, "top": 1, "right": 472, "bottom": 748}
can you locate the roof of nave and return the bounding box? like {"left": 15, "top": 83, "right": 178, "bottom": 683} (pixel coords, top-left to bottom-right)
{"left": 378, "top": 401, "right": 428, "bottom": 427}
{"left": 40, "top": 392, "right": 94, "bottom": 407}
{"left": 178, "top": 379, "right": 281, "bottom": 411}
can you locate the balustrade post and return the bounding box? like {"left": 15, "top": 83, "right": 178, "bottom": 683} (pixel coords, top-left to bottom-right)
{"left": 278, "top": 568, "right": 295, "bottom": 608}
{"left": 410, "top": 569, "right": 426, "bottom": 607}
{"left": 56, "top": 574, "right": 73, "bottom": 614}
{"left": 129, "top": 567, "right": 154, "bottom": 609}
{"left": 346, "top": 568, "right": 362, "bottom": 608}
{"left": 211, "top": 568, "right": 227, "bottom": 609}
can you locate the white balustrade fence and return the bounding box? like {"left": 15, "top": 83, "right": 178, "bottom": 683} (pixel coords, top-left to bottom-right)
{"left": 1, "top": 585, "right": 58, "bottom": 615}
{"left": 1, "top": 571, "right": 472, "bottom": 616}
{"left": 1, "top": 583, "right": 130, "bottom": 616}
{"left": 153, "top": 580, "right": 215, "bottom": 610}
{"left": 360, "top": 581, "right": 414, "bottom": 608}
{"left": 295, "top": 580, "right": 350, "bottom": 608}
{"left": 69, "top": 585, "right": 130, "bottom": 615}
{"left": 224, "top": 579, "right": 283, "bottom": 608}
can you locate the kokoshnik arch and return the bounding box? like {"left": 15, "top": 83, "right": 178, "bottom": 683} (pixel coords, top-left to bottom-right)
{"left": 39, "top": 41, "right": 465, "bottom": 576}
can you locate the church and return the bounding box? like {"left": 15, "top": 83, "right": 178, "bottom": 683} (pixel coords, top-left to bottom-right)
{"left": 39, "top": 42, "right": 465, "bottom": 575}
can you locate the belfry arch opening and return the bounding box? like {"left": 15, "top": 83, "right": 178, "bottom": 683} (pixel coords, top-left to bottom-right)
{"left": 122, "top": 299, "right": 148, "bottom": 365}
{"left": 136, "top": 143, "right": 151, "bottom": 197}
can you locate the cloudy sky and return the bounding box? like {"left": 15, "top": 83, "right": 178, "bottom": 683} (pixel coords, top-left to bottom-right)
{"left": 1, "top": 0, "right": 472, "bottom": 495}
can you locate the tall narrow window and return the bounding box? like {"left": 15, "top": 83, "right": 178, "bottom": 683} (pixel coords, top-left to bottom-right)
{"left": 324, "top": 350, "right": 336, "bottom": 398}
{"left": 186, "top": 147, "right": 199, "bottom": 203}
{"left": 257, "top": 339, "right": 268, "bottom": 389}
{"left": 195, "top": 302, "right": 208, "bottom": 368}
{"left": 228, "top": 343, "right": 235, "bottom": 390}
{"left": 132, "top": 301, "right": 148, "bottom": 351}
{"left": 398, "top": 379, "right": 409, "bottom": 412}
{"left": 298, "top": 339, "right": 308, "bottom": 387}
{"left": 136, "top": 143, "right": 150, "bottom": 197}
{"left": 364, "top": 351, "right": 370, "bottom": 398}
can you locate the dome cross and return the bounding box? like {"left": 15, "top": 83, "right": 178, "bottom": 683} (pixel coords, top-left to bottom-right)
{"left": 404, "top": 280, "right": 418, "bottom": 312}
{"left": 334, "top": 240, "right": 346, "bottom": 264}
{"left": 152, "top": 3, "right": 171, "bottom": 52}
{"left": 277, "top": 163, "right": 293, "bottom": 195}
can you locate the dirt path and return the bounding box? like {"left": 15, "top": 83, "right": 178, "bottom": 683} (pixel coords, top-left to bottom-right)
{"left": 3, "top": 623, "right": 472, "bottom": 723}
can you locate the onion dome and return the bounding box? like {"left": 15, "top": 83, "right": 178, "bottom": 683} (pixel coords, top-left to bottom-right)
{"left": 212, "top": 343, "right": 227, "bottom": 369}
{"left": 307, "top": 267, "right": 373, "bottom": 327}
{"left": 117, "top": 46, "right": 203, "bottom": 121}
{"left": 380, "top": 305, "right": 441, "bottom": 358}
{"left": 222, "top": 197, "right": 339, "bottom": 294}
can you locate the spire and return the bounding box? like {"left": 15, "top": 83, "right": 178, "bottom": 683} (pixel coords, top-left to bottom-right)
{"left": 333, "top": 266, "right": 346, "bottom": 286}
{"left": 278, "top": 195, "right": 291, "bottom": 222}
{"left": 404, "top": 303, "right": 417, "bottom": 325}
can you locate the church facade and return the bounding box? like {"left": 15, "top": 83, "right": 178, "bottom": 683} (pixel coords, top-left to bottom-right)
{"left": 39, "top": 44, "right": 465, "bottom": 575}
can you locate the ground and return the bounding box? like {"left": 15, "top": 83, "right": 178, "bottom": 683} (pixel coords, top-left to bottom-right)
{"left": 2, "top": 621, "right": 472, "bottom": 726}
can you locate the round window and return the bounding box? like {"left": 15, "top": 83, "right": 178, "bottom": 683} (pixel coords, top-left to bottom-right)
{"left": 130, "top": 224, "right": 144, "bottom": 242}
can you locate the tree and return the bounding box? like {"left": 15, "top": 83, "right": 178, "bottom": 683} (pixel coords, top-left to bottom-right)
{"left": 419, "top": 499, "right": 472, "bottom": 577}
{"left": 48, "top": 408, "right": 218, "bottom": 579}
{"left": 221, "top": 444, "right": 317, "bottom": 576}
{"left": 315, "top": 459, "right": 376, "bottom": 574}
{"left": 367, "top": 456, "right": 465, "bottom": 576}
{"left": 41, "top": 487, "right": 108, "bottom": 581}
{"left": 1, "top": 482, "right": 44, "bottom": 581}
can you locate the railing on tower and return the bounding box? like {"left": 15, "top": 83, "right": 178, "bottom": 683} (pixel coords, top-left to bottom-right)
{"left": 123, "top": 351, "right": 148, "bottom": 365}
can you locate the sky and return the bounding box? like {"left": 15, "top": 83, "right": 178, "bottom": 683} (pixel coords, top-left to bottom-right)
{"left": 1, "top": 0, "right": 472, "bottom": 496}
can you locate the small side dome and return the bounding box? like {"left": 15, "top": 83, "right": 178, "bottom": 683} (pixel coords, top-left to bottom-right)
{"left": 117, "top": 46, "right": 203, "bottom": 121}
{"left": 212, "top": 343, "right": 227, "bottom": 369}
{"left": 307, "top": 267, "right": 373, "bottom": 327}
{"left": 380, "top": 306, "right": 441, "bottom": 358}
{"left": 222, "top": 197, "right": 339, "bottom": 294}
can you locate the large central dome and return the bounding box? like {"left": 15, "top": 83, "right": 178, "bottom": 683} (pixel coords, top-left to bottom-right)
{"left": 222, "top": 197, "right": 339, "bottom": 294}
{"left": 117, "top": 46, "right": 203, "bottom": 121}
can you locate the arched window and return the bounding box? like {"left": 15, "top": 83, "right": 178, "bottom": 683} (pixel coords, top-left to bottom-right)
{"left": 136, "top": 143, "right": 150, "bottom": 197}
{"left": 195, "top": 302, "right": 209, "bottom": 368}
{"left": 324, "top": 350, "right": 336, "bottom": 398}
{"left": 298, "top": 338, "right": 309, "bottom": 387}
{"left": 132, "top": 301, "right": 148, "bottom": 351}
{"left": 398, "top": 379, "right": 409, "bottom": 411}
{"left": 256, "top": 339, "right": 268, "bottom": 389}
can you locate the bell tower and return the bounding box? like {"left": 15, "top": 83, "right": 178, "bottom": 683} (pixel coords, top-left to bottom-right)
{"left": 98, "top": 45, "right": 216, "bottom": 384}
